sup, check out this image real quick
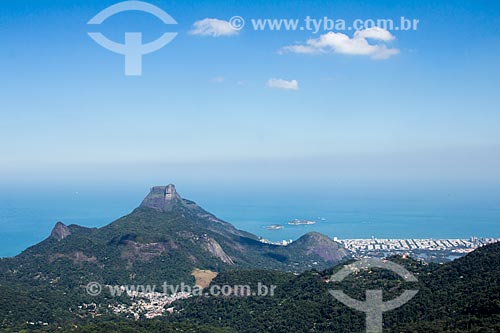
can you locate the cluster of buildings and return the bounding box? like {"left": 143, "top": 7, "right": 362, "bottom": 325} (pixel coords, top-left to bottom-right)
{"left": 338, "top": 237, "right": 500, "bottom": 256}
{"left": 259, "top": 238, "right": 294, "bottom": 246}
{"left": 110, "top": 290, "right": 191, "bottom": 319}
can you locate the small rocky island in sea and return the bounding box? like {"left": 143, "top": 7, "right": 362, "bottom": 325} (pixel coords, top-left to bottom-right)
{"left": 264, "top": 224, "right": 284, "bottom": 230}
{"left": 288, "top": 219, "right": 316, "bottom": 225}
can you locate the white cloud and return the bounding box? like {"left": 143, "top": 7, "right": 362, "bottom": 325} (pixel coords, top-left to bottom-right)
{"left": 189, "top": 18, "right": 238, "bottom": 37}
{"left": 279, "top": 27, "right": 399, "bottom": 60}
{"left": 354, "top": 27, "right": 395, "bottom": 41}
{"left": 266, "top": 78, "right": 299, "bottom": 91}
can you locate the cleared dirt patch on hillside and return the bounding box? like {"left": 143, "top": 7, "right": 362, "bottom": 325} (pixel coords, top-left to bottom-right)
{"left": 192, "top": 269, "right": 218, "bottom": 288}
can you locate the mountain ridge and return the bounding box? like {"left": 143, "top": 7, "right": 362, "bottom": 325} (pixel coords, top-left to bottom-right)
{"left": 2, "top": 184, "right": 350, "bottom": 286}
{"left": 0, "top": 186, "right": 498, "bottom": 331}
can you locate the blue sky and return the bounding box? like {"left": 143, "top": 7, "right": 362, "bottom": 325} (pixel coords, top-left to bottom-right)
{"left": 1, "top": 0, "right": 499, "bottom": 189}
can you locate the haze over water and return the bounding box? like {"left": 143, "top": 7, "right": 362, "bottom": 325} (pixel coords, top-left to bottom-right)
{"left": 1, "top": 183, "right": 498, "bottom": 258}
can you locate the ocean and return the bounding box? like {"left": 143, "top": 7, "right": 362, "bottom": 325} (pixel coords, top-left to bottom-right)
{"left": 0, "top": 184, "right": 499, "bottom": 257}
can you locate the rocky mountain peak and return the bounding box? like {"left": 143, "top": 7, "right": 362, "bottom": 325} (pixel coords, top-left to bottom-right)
{"left": 297, "top": 232, "right": 332, "bottom": 244}
{"left": 289, "top": 232, "right": 349, "bottom": 262}
{"left": 50, "top": 222, "right": 71, "bottom": 241}
{"left": 140, "top": 184, "right": 183, "bottom": 212}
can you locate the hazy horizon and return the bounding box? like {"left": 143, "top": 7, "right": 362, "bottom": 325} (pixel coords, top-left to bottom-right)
{"left": 1, "top": 181, "right": 499, "bottom": 257}
{"left": 1, "top": 0, "right": 499, "bottom": 188}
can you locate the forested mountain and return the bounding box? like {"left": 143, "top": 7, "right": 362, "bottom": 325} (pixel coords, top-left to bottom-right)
{"left": 0, "top": 185, "right": 498, "bottom": 332}
{"left": 0, "top": 185, "right": 349, "bottom": 329}
{"left": 69, "top": 242, "right": 500, "bottom": 333}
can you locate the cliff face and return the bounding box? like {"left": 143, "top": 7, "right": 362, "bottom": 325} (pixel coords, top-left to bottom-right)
{"left": 50, "top": 222, "right": 71, "bottom": 241}
{"left": 200, "top": 235, "right": 234, "bottom": 265}
{"left": 140, "top": 184, "right": 182, "bottom": 212}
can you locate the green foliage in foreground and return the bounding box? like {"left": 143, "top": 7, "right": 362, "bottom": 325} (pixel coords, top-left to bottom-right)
{"left": 70, "top": 321, "right": 236, "bottom": 333}
{"left": 167, "top": 242, "right": 499, "bottom": 332}
{"left": 1, "top": 242, "right": 499, "bottom": 332}
{"left": 0, "top": 321, "right": 235, "bottom": 333}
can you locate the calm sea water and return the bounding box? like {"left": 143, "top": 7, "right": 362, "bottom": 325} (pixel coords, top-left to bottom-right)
{"left": 0, "top": 184, "right": 499, "bottom": 257}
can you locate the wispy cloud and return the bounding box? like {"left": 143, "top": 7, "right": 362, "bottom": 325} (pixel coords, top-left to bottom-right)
{"left": 211, "top": 76, "right": 225, "bottom": 83}
{"left": 189, "top": 18, "right": 238, "bottom": 37}
{"left": 279, "top": 27, "right": 399, "bottom": 60}
{"left": 266, "top": 78, "right": 299, "bottom": 91}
